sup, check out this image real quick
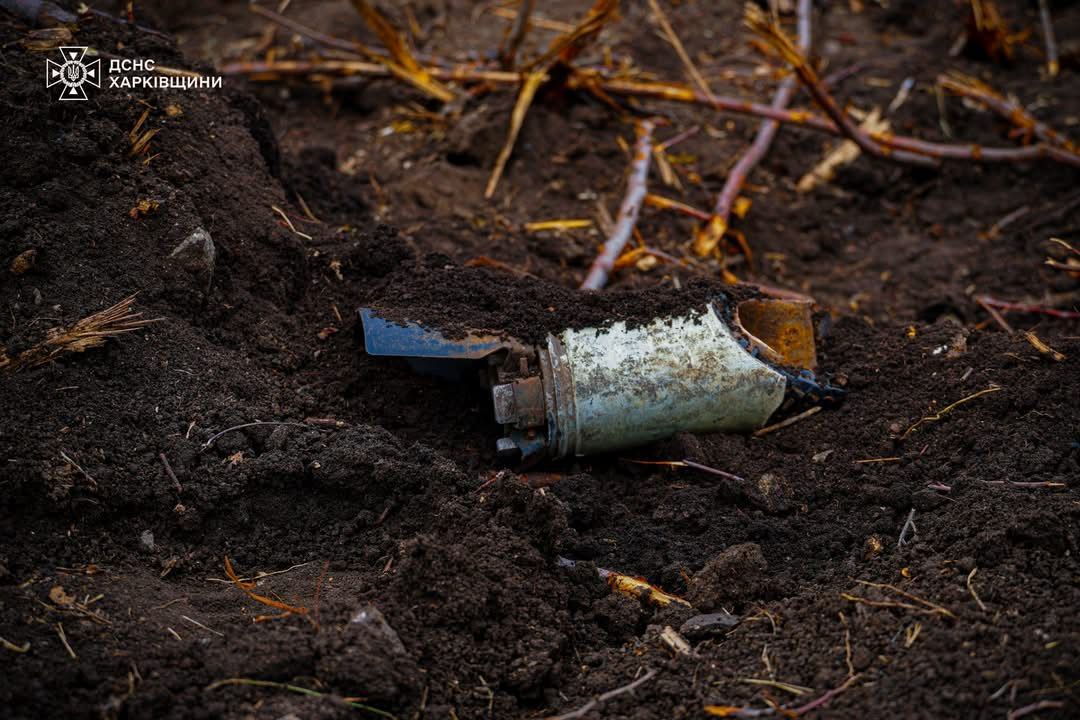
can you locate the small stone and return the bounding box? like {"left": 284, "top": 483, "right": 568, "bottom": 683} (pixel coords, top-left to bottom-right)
{"left": 351, "top": 604, "right": 406, "bottom": 655}
{"left": 139, "top": 529, "right": 155, "bottom": 550}
{"left": 680, "top": 611, "right": 740, "bottom": 640}
{"left": 165, "top": 227, "right": 216, "bottom": 301}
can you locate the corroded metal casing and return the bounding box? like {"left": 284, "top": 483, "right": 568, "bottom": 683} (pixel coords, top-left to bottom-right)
{"left": 494, "top": 303, "right": 788, "bottom": 460}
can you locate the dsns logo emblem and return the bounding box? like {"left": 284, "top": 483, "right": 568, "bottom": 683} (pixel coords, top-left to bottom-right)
{"left": 46, "top": 47, "right": 101, "bottom": 101}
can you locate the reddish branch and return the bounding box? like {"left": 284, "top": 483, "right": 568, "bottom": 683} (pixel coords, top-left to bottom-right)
{"left": 218, "top": 61, "right": 1080, "bottom": 169}
{"left": 939, "top": 73, "right": 1077, "bottom": 153}
{"left": 581, "top": 119, "right": 656, "bottom": 290}
{"left": 696, "top": 0, "right": 813, "bottom": 257}
{"left": 745, "top": 8, "right": 1080, "bottom": 168}
{"left": 745, "top": 6, "right": 933, "bottom": 167}
{"left": 976, "top": 295, "right": 1080, "bottom": 321}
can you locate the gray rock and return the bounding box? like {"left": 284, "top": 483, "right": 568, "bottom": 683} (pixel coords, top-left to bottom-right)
{"left": 165, "top": 227, "right": 216, "bottom": 298}
{"left": 139, "top": 529, "right": 155, "bottom": 551}
{"left": 681, "top": 611, "right": 740, "bottom": 640}
{"left": 351, "top": 603, "right": 406, "bottom": 655}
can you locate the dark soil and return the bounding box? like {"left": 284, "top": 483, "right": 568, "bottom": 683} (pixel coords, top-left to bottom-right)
{"left": 2, "top": 1, "right": 1078, "bottom": 719}
{"left": 371, "top": 265, "right": 758, "bottom": 344}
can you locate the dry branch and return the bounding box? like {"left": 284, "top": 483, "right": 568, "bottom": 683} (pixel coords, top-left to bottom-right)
{"left": 485, "top": 70, "right": 545, "bottom": 198}
{"left": 349, "top": 0, "right": 455, "bottom": 103}
{"left": 939, "top": 73, "right": 1077, "bottom": 153}
{"left": 499, "top": 0, "right": 535, "bottom": 69}
{"left": 206, "top": 678, "right": 395, "bottom": 718}
{"left": 548, "top": 669, "right": 658, "bottom": 720}
{"left": 587, "top": 76, "right": 1080, "bottom": 167}
{"left": 745, "top": 5, "right": 934, "bottom": 167}
{"left": 223, "top": 556, "right": 309, "bottom": 621}
{"left": 581, "top": 119, "right": 656, "bottom": 290}
{"left": 976, "top": 295, "right": 1080, "bottom": 321}
{"left": 695, "top": 0, "right": 812, "bottom": 257}
{"left": 645, "top": 193, "right": 711, "bottom": 221}
{"left": 902, "top": 386, "right": 1002, "bottom": 439}
{"left": 1, "top": 295, "right": 161, "bottom": 374}
{"left": 647, "top": 0, "right": 714, "bottom": 101}
{"left": 250, "top": 3, "right": 381, "bottom": 59}
{"left": 526, "top": 0, "right": 619, "bottom": 71}
{"left": 486, "top": 0, "right": 619, "bottom": 198}
{"left": 218, "top": 37, "right": 1080, "bottom": 168}
{"left": 1037, "top": 0, "right": 1059, "bottom": 78}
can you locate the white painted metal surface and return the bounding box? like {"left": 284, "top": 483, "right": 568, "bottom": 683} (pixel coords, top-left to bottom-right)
{"left": 552, "top": 303, "right": 786, "bottom": 456}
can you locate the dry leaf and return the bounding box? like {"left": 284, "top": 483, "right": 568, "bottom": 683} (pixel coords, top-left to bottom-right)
{"left": 798, "top": 108, "right": 889, "bottom": 192}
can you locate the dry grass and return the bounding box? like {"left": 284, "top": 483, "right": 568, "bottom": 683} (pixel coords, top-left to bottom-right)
{"left": 1, "top": 295, "right": 162, "bottom": 374}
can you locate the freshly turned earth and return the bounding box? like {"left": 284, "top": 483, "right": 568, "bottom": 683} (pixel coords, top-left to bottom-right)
{"left": 1, "top": 1, "right": 1077, "bottom": 719}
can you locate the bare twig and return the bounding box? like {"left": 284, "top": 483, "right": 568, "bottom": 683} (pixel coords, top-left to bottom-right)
{"left": 897, "top": 508, "right": 917, "bottom": 548}
{"left": 582, "top": 120, "right": 656, "bottom": 289}
{"left": 55, "top": 622, "right": 76, "bottom": 659}
{"left": 220, "top": 56, "right": 1080, "bottom": 167}
{"left": 206, "top": 677, "right": 395, "bottom": 718}
{"left": 349, "top": 0, "right": 455, "bottom": 103}
{"left": 939, "top": 73, "right": 1075, "bottom": 153}
{"left": 966, "top": 568, "right": 987, "bottom": 612}
{"left": 487, "top": 5, "right": 573, "bottom": 34}
{"left": 499, "top": 0, "right": 536, "bottom": 69}
{"left": 978, "top": 295, "right": 1015, "bottom": 333}
{"left": 1007, "top": 700, "right": 1064, "bottom": 720}
{"left": 181, "top": 615, "right": 224, "bottom": 638}
{"left": 695, "top": 0, "right": 812, "bottom": 257}
{"left": 627, "top": 458, "right": 747, "bottom": 483}
{"left": 744, "top": 5, "right": 934, "bottom": 168}
{"left": 705, "top": 674, "right": 859, "bottom": 717}
{"left": 753, "top": 406, "right": 821, "bottom": 437}
{"left": 0, "top": 635, "right": 30, "bottom": 653}
{"left": 1023, "top": 331, "right": 1066, "bottom": 361}
{"left": 789, "top": 674, "right": 859, "bottom": 715}
{"left": 486, "top": 70, "right": 545, "bottom": 199}
{"left": 1036, "top": 0, "right": 1059, "bottom": 78}
{"left": 59, "top": 450, "right": 97, "bottom": 490}
{"left": 159, "top": 453, "right": 182, "bottom": 494}
{"left": 981, "top": 480, "right": 1066, "bottom": 489}
{"left": 977, "top": 295, "right": 1080, "bottom": 321}
{"left": 901, "top": 386, "right": 1003, "bottom": 439}
{"left": 249, "top": 3, "right": 381, "bottom": 59}
{"left": 223, "top": 556, "right": 310, "bottom": 621}
{"left": 682, "top": 459, "right": 747, "bottom": 483}
{"left": 853, "top": 580, "right": 955, "bottom": 618}
{"left": 525, "top": 0, "right": 618, "bottom": 71}
{"left": 647, "top": 0, "right": 714, "bottom": 101}
{"left": 645, "top": 193, "right": 711, "bottom": 221}
{"left": 594, "top": 75, "right": 1080, "bottom": 167}
{"left": 201, "top": 421, "right": 315, "bottom": 450}
{"left": 548, "top": 669, "right": 658, "bottom": 720}
{"left": 487, "top": 0, "right": 619, "bottom": 198}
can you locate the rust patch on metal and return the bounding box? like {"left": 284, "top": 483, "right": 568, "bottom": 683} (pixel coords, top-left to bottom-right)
{"left": 734, "top": 298, "right": 817, "bottom": 370}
